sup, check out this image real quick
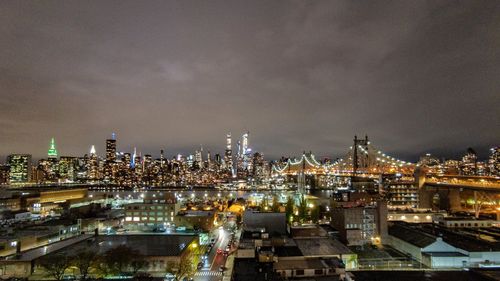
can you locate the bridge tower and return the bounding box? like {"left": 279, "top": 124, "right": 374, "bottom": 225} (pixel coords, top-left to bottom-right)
{"left": 297, "top": 151, "right": 307, "bottom": 193}
{"left": 352, "top": 135, "right": 370, "bottom": 175}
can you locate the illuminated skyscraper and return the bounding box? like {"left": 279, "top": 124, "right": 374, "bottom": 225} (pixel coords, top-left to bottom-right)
{"left": 224, "top": 133, "right": 233, "bottom": 174}
{"left": 206, "top": 150, "right": 212, "bottom": 170}
{"left": 460, "top": 147, "right": 477, "bottom": 175}
{"left": 236, "top": 131, "right": 252, "bottom": 176}
{"left": 123, "top": 153, "right": 131, "bottom": 168}
{"left": 252, "top": 152, "right": 265, "bottom": 178}
{"left": 58, "top": 156, "right": 77, "bottom": 182}
{"left": 237, "top": 140, "right": 241, "bottom": 158}
{"left": 88, "top": 145, "right": 98, "bottom": 180}
{"left": 106, "top": 134, "right": 117, "bottom": 162}
{"left": 489, "top": 147, "right": 500, "bottom": 176}
{"left": 241, "top": 131, "right": 249, "bottom": 156}
{"left": 47, "top": 138, "right": 58, "bottom": 158}
{"left": 195, "top": 146, "right": 203, "bottom": 169}
{"left": 131, "top": 147, "right": 137, "bottom": 168}
{"left": 7, "top": 154, "right": 32, "bottom": 183}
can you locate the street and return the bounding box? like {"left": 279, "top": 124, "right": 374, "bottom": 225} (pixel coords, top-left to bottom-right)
{"left": 194, "top": 220, "right": 237, "bottom": 281}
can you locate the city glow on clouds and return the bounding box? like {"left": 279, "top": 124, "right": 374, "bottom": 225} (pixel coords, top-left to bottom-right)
{"left": 0, "top": 1, "right": 498, "bottom": 159}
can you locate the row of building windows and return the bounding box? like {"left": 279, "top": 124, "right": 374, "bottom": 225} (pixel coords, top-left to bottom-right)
{"left": 126, "top": 205, "right": 175, "bottom": 211}
{"left": 126, "top": 211, "right": 175, "bottom": 216}
{"left": 125, "top": 216, "right": 175, "bottom": 222}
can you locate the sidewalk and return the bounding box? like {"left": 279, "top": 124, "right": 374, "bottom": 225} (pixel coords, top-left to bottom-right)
{"left": 223, "top": 254, "right": 234, "bottom": 281}
{"left": 222, "top": 227, "right": 242, "bottom": 281}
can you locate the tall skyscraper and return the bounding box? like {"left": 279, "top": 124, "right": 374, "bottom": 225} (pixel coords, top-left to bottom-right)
{"left": 131, "top": 147, "right": 137, "bottom": 168}
{"left": 88, "top": 145, "right": 98, "bottom": 180}
{"left": 241, "top": 131, "right": 249, "bottom": 156}
{"left": 460, "top": 147, "right": 477, "bottom": 175}
{"left": 235, "top": 131, "right": 252, "bottom": 176}
{"left": 488, "top": 147, "right": 500, "bottom": 176}
{"left": 195, "top": 146, "right": 203, "bottom": 169}
{"left": 47, "top": 138, "right": 58, "bottom": 158}
{"left": 224, "top": 133, "right": 233, "bottom": 174}
{"left": 123, "top": 153, "right": 131, "bottom": 168}
{"left": 207, "top": 150, "right": 212, "bottom": 170}
{"left": 237, "top": 140, "right": 241, "bottom": 158}
{"left": 58, "top": 156, "right": 77, "bottom": 182}
{"left": 7, "top": 154, "right": 32, "bottom": 183}
{"left": 106, "top": 134, "right": 117, "bottom": 162}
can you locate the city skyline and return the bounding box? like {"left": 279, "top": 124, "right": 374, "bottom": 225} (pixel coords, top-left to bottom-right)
{"left": 0, "top": 1, "right": 498, "bottom": 160}
{"left": 1, "top": 2, "right": 500, "bottom": 280}
{"left": 0, "top": 133, "right": 498, "bottom": 162}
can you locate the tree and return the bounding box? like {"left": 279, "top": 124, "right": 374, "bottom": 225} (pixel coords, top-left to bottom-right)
{"left": 177, "top": 255, "right": 195, "bottom": 279}
{"left": 298, "top": 195, "right": 308, "bottom": 223}
{"left": 72, "top": 249, "right": 99, "bottom": 280}
{"left": 130, "top": 255, "right": 148, "bottom": 276}
{"left": 259, "top": 196, "right": 269, "bottom": 212}
{"left": 165, "top": 261, "right": 177, "bottom": 275}
{"left": 102, "top": 245, "right": 139, "bottom": 275}
{"left": 177, "top": 243, "right": 202, "bottom": 279}
{"left": 285, "top": 196, "right": 295, "bottom": 223}
{"left": 271, "top": 196, "right": 280, "bottom": 212}
{"left": 310, "top": 205, "right": 320, "bottom": 223}
{"left": 38, "top": 254, "right": 72, "bottom": 281}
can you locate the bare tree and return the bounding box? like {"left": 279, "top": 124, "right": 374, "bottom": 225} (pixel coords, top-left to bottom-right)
{"left": 130, "top": 254, "right": 148, "bottom": 276}
{"left": 38, "top": 254, "right": 72, "bottom": 281}
{"left": 71, "top": 249, "right": 99, "bottom": 280}
{"left": 102, "top": 245, "right": 139, "bottom": 275}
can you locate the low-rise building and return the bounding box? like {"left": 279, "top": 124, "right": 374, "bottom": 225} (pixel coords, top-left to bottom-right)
{"left": 330, "top": 200, "right": 387, "bottom": 246}
{"left": 273, "top": 258, "right": 348, "bottom": 280}
{"left": 123, "top": 193, "right": 180, "bottom": 230}
{"left": 0, "top": 234, "right": 198, "bottom": 279}
{"left": 387, "top": 221, "right": 500, "bottom": 268}
{"left": 243, "top": 211, "right": 287, "bottom": 235}
{"left": 388, "top": 211, "right": 446, "bottom": 223}
{"left": 0, "top": 220, "right": 81, "bottom": 257}
{"left": 176, "top": 210, "right": 216, "bottom": 231}
{"left": 435, "top": 217, "right": 496, "bottom": 228}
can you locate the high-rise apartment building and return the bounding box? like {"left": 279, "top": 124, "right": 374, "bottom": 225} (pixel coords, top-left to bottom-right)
{"left": 58, "top": 156, "right": 77, "bottom": 182}
{"left": 489, "top": 147, "right": 500, "bottom": 176}
{"left": 106, "top": 134, "right": 117, "bottom": 162}
{"left": 7, "top": 154, "right": 32, "bottom": 183}
{"left": 224, "top": 133, "right": 233, "bottom": 174}
{"left": 460, "top": 148, "right": 477, "bottom": 175}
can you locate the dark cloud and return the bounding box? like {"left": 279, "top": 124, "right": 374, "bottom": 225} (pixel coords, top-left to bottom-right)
{"left": 0, "top": 0, "right": 498, "bottom": 161}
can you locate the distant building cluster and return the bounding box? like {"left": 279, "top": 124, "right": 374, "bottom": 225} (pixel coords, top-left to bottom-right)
{"left": 0, "top": 132, "right": 271, "bottom": 186}
{"left": 417, "top": 147, "right": 500, "bottom": 177}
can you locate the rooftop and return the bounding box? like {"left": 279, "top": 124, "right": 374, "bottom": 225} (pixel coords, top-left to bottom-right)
{"left": 4, "top": 234, "right": 197, "bottom": 262}
{"left": 273, "top": 258, "right": 343, "bottom": 270}
{"left": 294, "top": 238, "right": 354, "bottom": 257}
{"left": 5, "top": 235, "right": 92, "bottom": 261}
{"left": 422, "top": 252, "right": 467, "bottom": 257}
{"left": 274, "top": 246, "right": 303, "bottom": 257}
{"left": 390, "top": 222, "right": 500, "bottom": 252}
{"left": 388, "top": 222, "right": 436, "bottom": 248}
{"left": 65, "top": 234, "right": 197, "bottom": 257}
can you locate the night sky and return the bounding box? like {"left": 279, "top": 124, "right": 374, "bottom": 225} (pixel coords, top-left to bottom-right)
{"left": 0, "top": 1, "right": 498, "bottom": 161}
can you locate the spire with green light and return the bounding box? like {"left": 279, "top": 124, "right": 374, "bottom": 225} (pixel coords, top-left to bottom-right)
{"left": 48, "top": 137, "right": 58, "bottom": 158}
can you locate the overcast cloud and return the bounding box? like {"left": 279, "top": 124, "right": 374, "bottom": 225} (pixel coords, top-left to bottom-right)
{"left": 0, "top": 0, "right": 498, "bottom": 161}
